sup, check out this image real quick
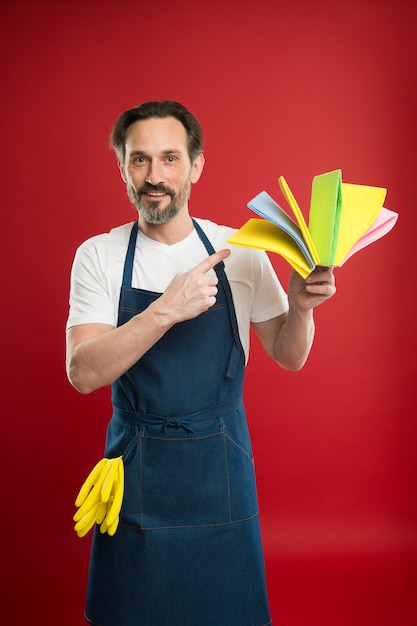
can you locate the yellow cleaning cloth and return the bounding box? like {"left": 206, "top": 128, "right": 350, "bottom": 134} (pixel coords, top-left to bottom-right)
{"left": 334, "top": 182, "right": 387, "bottom": 266}
{"left": 227, "top": 218, "right": 314, "bottom": 278}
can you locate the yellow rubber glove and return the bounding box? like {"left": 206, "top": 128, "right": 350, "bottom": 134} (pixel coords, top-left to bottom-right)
{"left": 73, "top": 456, "right": 124, "bottom": 537}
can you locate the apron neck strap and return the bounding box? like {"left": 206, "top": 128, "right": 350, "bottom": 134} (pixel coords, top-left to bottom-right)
{"left": 121, "top": 221, "right": 139, "bottom": 288}
{"left": 192, "top": 219, "right": 225, "bottom": 272}
{"left": 192, "top": 219, "right": 244, "bottom": 371}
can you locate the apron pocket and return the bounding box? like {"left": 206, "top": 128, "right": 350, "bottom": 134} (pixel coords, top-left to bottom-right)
{"left": 127, "top": 429, "right": 232, "bottom": 529}
{"left": 224, "top": 431, "right": 259, "bottom": 521}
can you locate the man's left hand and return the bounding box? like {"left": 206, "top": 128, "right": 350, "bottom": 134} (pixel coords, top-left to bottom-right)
{"left": 288, "top": 266, "right": 336, "bottom": 311}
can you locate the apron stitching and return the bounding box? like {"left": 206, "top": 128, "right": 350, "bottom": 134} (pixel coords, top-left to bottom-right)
{"left": 224, "top": 432, "right": 255, "bottom": 463}
{"left": 222, "top": 427, "right": 232, "bottom": 522}
{"left": 139, "top": 431, "right": 144, "bottom": 530}
{"left": 84, "top": 611, "right": 101, "bottom": 625}
{"left": 119, "top": 511, "right": 259, "bottom": 531}
{"left": 120, "top": 302, "right": 228, "bottom": 315}
{"left": 141, "top": 432, "right": 222, "bottom": 442}
{"left": 120, "top": 428, "right": 142, "bottom": 462}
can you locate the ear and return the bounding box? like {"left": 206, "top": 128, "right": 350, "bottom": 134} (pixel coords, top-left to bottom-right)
{"left": 190, "top": 153, "right": 205, "bottom": 184}
{"left": 118, "top": 161, "right": 127, "bottom": 183}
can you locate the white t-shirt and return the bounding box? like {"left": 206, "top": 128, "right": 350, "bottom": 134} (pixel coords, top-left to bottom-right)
{"left": 67, "top": 218, "right": 289, "bottom": 362}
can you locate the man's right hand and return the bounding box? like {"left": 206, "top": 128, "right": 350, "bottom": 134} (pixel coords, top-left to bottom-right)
{"left": 152, "top": 248, "right": 231, "bottom": 325}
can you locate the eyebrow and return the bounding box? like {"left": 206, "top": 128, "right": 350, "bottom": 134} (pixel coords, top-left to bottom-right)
{"left": 129, "top": 149, "right": 183, "bottom": 158}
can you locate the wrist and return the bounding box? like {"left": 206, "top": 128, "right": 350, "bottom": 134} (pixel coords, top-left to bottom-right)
{"left": 287, "top": 295, "right": 314, "bottom": 322}
{"left": 142, "top": 297, "right": 177, "bottom": 334}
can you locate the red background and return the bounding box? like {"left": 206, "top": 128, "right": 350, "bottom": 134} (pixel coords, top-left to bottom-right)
{"left": 2, "top": 0, "right": 416, "bottom": 624}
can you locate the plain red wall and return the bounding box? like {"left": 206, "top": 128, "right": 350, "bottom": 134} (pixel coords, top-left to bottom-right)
{"left": 2, "top": 0, "right": 416, "bottom": 624}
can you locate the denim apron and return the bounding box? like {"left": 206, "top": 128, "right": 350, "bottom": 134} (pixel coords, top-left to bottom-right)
{"left": 84, "top": 220, "right": 272, "bottom": 626}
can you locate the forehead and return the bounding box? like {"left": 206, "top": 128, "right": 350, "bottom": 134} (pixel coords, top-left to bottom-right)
{"left": 125, "top": 116, "right": 188, "bottom": 154}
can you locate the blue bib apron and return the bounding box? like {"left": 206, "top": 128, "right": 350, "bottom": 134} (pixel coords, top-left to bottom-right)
{"left": 85, "top": 220, "right": 272, "bottom": 626}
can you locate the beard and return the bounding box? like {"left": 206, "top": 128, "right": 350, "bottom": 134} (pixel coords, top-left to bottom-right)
{"left": 127, "top": 177, "right": 192, "bottom": 225}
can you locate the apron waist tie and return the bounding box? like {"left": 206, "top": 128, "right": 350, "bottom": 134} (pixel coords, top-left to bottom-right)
{"left": 112, "top": 396, "right": 243, "bottom": 432}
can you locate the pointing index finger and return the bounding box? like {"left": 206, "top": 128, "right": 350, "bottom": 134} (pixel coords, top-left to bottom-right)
{"left": 194, "top": 249, "right": 231, "bottom": 274}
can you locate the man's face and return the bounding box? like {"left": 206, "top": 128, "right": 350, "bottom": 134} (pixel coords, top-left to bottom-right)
{"left": 122, "top": 116, "right": 203, "bottom": 224}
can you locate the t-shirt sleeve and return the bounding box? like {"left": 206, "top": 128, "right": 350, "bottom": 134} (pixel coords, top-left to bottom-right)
{"left": 66, "top": 239, "right": 118, "bottom": 330}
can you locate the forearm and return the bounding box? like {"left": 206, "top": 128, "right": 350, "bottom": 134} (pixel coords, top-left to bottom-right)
{"left": 271, "top": 301, "right": 315, "bottom": 370}
{"left": 66, "top": 302, "right": 172, "bottom": 394}
{"left": 270, "top": 265, "right": 336, "bottom": 369}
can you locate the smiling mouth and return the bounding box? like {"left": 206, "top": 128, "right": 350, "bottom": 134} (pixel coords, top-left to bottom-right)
{"left": 143, "top": 191, "right": 167, "bottom": 197}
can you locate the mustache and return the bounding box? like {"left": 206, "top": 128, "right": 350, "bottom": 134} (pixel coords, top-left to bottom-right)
{"left": 138, "top": 183, "right": 173, "bottom": 195}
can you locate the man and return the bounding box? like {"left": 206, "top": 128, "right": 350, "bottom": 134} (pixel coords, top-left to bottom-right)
{"left": 66, "top": 100, "right": 335, "bottom": 626}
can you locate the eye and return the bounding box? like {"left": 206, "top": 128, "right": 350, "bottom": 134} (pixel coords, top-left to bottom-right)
{"left": 133, "top": 156, "right": 146, "bottom": 164}
{"left": 166, "top": 155, "right": 176, "bottom": 163}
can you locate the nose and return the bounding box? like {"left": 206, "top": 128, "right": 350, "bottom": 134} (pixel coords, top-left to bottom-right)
{"left": 146, "top": 160, "right": 164, "bottom": 186}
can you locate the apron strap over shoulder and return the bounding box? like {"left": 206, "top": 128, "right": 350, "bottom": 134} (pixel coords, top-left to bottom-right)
{"left": 192, "top": 219, "right": 244, "bottom": 377}
{"left": 121, "top": 221, "right": 139, "bottom": 289}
